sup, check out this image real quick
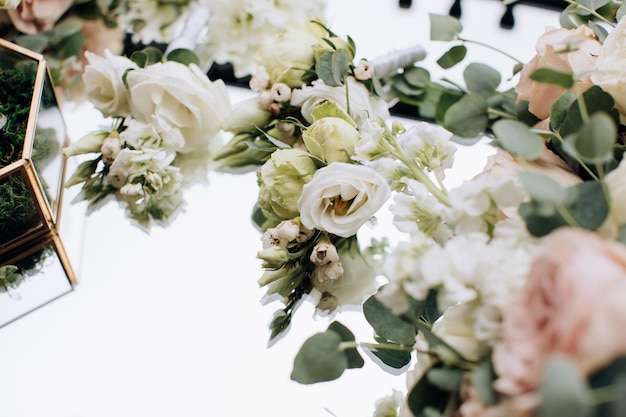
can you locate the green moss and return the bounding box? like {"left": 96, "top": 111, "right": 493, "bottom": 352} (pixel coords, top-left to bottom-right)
{"left": 0, "top": 67, "right": 39, "bottom": 243}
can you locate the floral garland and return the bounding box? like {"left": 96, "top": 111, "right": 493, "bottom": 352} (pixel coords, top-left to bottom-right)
{"left": 215, "top": 2, "right": 626, "bottom": 417}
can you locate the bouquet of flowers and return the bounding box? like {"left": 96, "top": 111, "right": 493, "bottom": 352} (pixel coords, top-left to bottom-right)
{"left": 62, "top": 45, "right": 230, "bottom": 229}
{"left": 219, "top": 1, "right": 626, "bottom": 416}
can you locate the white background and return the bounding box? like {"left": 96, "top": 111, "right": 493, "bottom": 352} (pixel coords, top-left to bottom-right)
{"left": 0, "top": 2, "right": 558, "bottom": 416}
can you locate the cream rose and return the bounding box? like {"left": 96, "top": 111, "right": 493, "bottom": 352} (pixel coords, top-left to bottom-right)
{"left": 297, "top": 162, "right": 391, "bottom": 237}
{"left": 302, "top": 116, "right": 360, "bottom": 164}
{"left": 82, "top": 50, "right": 137, "bottom": 118}
{"left": 599, "top": 158, "right": 626, "bottom": 238}
{"left": 255, "top": 21, "right": 323, "bottom": 88}
{"left": 7, "top": 0, "right": 73, "bottom": 34}
{"left": 126, "top": 62, "right": 231, "bottom": 154}
{"left": 290, "top": 77, "right": 390, "bottom": 128}
{"left": 516, "top": 25, "right": 600, "bottom": 121}
{"left": 591, "top": 15, "right": 626, "bottom": 124}
{"left": 493, "top": 228, "right": 626, "bottom": 398}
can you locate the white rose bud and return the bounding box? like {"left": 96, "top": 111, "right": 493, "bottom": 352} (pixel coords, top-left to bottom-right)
{"left": 249, "top": 67, "right": 270, "bottom": 92}
{"left": 100, "top": 135, "right": 122, "bottom": 165}
{"left": 313, "top": 261, "right": 344, "bottom": 284}
{"left": 310, "top": 242, "right": 340, "bottom": 266}
{"left": 270, "top": 83, "right": 292, "bottom": 103}
{"left": 354, "top": 60, "right": 374, "bottom": 81}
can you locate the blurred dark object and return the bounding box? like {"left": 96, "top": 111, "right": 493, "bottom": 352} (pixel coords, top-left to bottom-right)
{"left": 447, "top": 0, "right": 567, "bottom": 29}
{"left": 207, "top": 62, "right": 251, "bottom": 88}
{"left": 399, "top": 0, "right": 412, "bottom": 8}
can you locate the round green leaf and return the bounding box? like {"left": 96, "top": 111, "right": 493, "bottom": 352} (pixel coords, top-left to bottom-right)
{"left": 520, "top": 171, "right": 566, "bottom": 207}
{"left": 538, "top": 356, "right": 591, "bottom": 417}
{"left": 464, "top": 63, "right": 501, "bottom": 97}
{"left": 530, "top": 67, "right": 575, "bottom": 89}
{"left": 290, "top": 330, "right": 348, "bottom": 384}
{"left": 492, "top": 119, "right": 543, "bottom": 160}
{"left": 563, "top": 112, "right": 616, "bottom": 163}
{"left": 436, "top": 45, "right": 467, "bottom": 70}
{"left": 443, "top": 94, "right": 488, "bottom": 138}
{"left": 429, "top": 14, "right": 463, "bottom": 41}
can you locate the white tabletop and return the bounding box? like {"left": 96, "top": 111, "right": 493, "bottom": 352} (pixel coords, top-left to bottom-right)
{"left": 0, "top": 2, "right": 559, "bottom": 416}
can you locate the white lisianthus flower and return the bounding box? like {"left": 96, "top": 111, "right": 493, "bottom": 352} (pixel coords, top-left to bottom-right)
{"left": 397, "top": 122, "right": 456, "bottom": 181}
{"left": 119, "top": 0, "right": 186, "bottom": 45}
{"left": 221, "top": 97, "right": 272, "bottom": 133}
{"left": 0, "top": 0, "right": 20, "bottom": 9}
{"left": 261, "top": 220, "right": 301, "bottom": 248}
{"left": 310, "top": 242, "right": 340, "bottom": 265}
{"left": 291, "top": 77, "right": 390, "bottom": 128}
{"left": 82, "top": 50, "right": 137, "bottom": 118}
{"left": 431, "top": 303, "right": 487, "bottom": 362}
{"left": 298, "top": 162, "right": 391, "bottom": 238}
{"left": 302, "top": 116, "right": 360, "bottom": 164}
{"left": 126, "top": 62, "right": 231, "bottom": 154}
{"left": 590, "top": 14, "right": 626, "bottom": 124}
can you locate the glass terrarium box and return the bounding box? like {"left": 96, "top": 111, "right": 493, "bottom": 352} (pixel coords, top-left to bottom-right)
{"left": 0, "top": 38, "right": 69, "bottom": 254}
{"left": 0, "top": 231, "right": 76, "bottom": 328}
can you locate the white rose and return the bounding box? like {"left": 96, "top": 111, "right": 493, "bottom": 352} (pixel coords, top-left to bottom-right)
{"left": 298, "top": 162, "right": 391, "bottom": 237}
{"left": 290, "top": 77, "right": 390, "bottom": 128}
{"left": 83, "top": 50, "right": 137, "bottom": 118}
{"left": 126, "top": 62, "right": 231, "bottom": 154}
{"left": 255, "top": 21, "right": 323, "bottom": 88}
{"left": 221, "top": 97, "right": 272, "bottom": 133}
{"left": 328, "top": 243, "right": 380, "bottom": 306}
{"left": 591, "top": 15, "right": 626, "bottom": 123}
{"left": 120, "top": 117, "right": 185, "bottom": 153}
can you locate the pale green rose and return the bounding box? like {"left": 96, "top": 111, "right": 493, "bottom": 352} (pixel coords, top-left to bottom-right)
{"left": 302, "top": 117, "right": 359, "bottom": 163}
{"left": 257, "top": 149, "right": 318, "bottom": 220}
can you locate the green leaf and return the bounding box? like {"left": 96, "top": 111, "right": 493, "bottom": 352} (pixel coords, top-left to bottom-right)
{"left": 363, "top": 292, "right": 416, "bottom": 345}
{"left": 402, "top": 66, "right": 431, "bottom": 88}
{"left": 564, "top": 180, "right": 609, "bottom": 231}
{"left": 549, "top": 91, "right": 576, "bottom": 133}
{"left": 290, "top": 322, "right": 362, "bottom": 384}
{"left": 436, "top": 45, "right": 467, "bottom": 69}
{"left": 558, "top": 86, "right": 619, "bottom": 138}
{"left": 538, "top": 355, "right": 591, "bottom": 417}
{"left": 618, "top": 2, "right": 626, "bottom": 21}
{"left": 130, "top": 47, "right": 163, "bottom": 68}
{"left": 464, "top": 63, "right": 501, "bottom": 97}
{"left": 408, "top": 365, "right": 452, "bottom": 417}
{"left": 443, "top": 94, "right": 488, "bottom": 138}
{"left": 315, "top": 50, "right": 350, "bottom": 87}
{"left": 429, "top": 14, "right": 463, "bottom": 41}
{"left": 472, "top": 360, "right": 497, "bottom": 405}
{"left": 520, "top": 171, "right": 566, "bottom": 215}
{"left": 367, "top": 345, "right": 412, "bottom": 369}
{"left": 562, "top": 112, "right": 617, "bottom": 164}
{"left": 577, "top": 0, "right": 611, "bottom": 11}
{"left": 50, "top": 31, "right": 84, "bottom": 59}
{"left": 519, "top": 202, "right": 568, "bottom": 237}
{"left": 327, "top": 321, "right": 364, "bottom": 370}
{"left": 165, "top": 48, "right": 200, "bottom": 66}
{"left": 530, "top": 67, "right": 575, "bottom": 89}
{"left": 14, "top": 34, "right": 49, "bottom": 53}
{"left": 311, "top": 101, "right": 355, "bottom": 126}
{"left": 492, "top": 119, "right": 543, "bottom": 160}
{"left": 65, "top": 159, "right": 99, "bottom": 187}
{"left": 426, "top": 367, "right": 464, "bottom": 392}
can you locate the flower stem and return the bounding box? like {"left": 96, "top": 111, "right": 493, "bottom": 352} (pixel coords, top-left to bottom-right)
{"left": 563, "top": 0, "right": 615, "bottom": 26}
{"left": 457, "top": 37, "right": 524, "bottom": 65}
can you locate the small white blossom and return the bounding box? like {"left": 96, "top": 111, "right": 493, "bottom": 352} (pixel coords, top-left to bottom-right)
{"left": 372, "top": 389, "right": 404, "bottom": 417}
{"left": 397, "top": 122, "right": 456, "bottom": 181}
{"left": 100, "top": 135, "right": 122, "bottom": 165}
{"left": 249, "top": 66, "right": 270, "bottom": 91}
{"left": 310, "top": 242, "right": 340, "bottom": 266}
{"left": 270, "top": 82, "right": 292, "bottom": 102}
{"left": 354, "top": 59, "right": 374, "bottom": 81}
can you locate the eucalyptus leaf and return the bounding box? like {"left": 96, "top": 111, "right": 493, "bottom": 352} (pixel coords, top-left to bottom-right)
{"left": 426, "top": 367, "right": 464, "bottom": 393}
{"left": 402, "top": 66, "right": 431, "bottom": 88}
{"left": 443, "top": 94, "right": 488, "bottom": 138}
{"left": 408, "top": 365, "right": 452, "bottom": 417}
{"left": 14, "top": 34, "right": 49, "bottom": 53}
{"left": 618, "top": 2, "right": 626, "bottom": 21}
{"left": 520, "top": 171, "right": 566, "bottom": 214}
{"left": 327, "top": 321, "right": 364, "bottom": 370}
{"left": 577, "top": 0, "right": 611, "bottom": 11}
{"left": 315, "top": 50, "right": 350, "bottom": 87}
{"left": 166, "top": 49, "right": 200, "bottom": 66}
{"left": 436, "top": 45, "right": 467, "bottom": 70}
{"left": 290, "top": 326, "right": 352, "bottom": 384}
{"left": 492, "top": 119, "right": 543, "bottom": 160}
{"left": 429, "top": 14, "right": 463, "bottom": 41}
{"left": 530, "top": 67, "right": 574, "bottom": 89}
{"left": 363, "top": 292, "right": 416, "bottom": 345}
{"left": 538, "top": 355, "right": 591, "bottom": 417}
{"left": 50, "top": 31, "right": 84, "bottom": 59}
{"left": 472, "top": 360, "right": 497, "bottom": 405}
{"left": 519, "top": 202, "right": 568, "bottom": 237}
{"left": 367, "top": 346, "right": 412, "bottom": 369}
{"left": 558, "top": 86, "right": 618, "bottom": 138}
{"left": 563, "top": 180, "right": 609, "bottom": 231}
{"left": 549, "top": 91, "right": 576, "bottom": 133}
{"left": 464, "top": 63, "right": 501, "bottom": 97}
{"left": 562, "top": 112, "right": 616, "bottom": 164}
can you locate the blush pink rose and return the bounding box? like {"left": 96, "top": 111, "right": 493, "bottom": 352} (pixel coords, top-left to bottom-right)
{"left": 515, "top": 25, "right": 601, "bottom": 121}
{"left": 7, "top": 0, "right": 74, "bottom": 34}
{"left": 493, "top": 227, "right": 626, "bottom": 398}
